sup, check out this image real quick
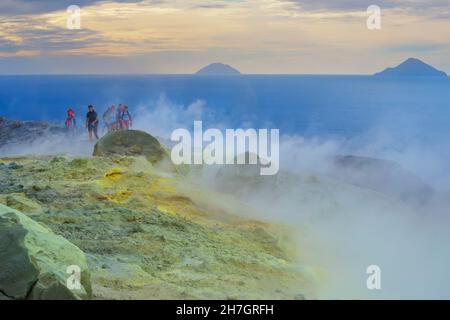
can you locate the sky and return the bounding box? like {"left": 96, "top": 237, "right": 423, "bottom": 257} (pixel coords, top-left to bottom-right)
{"left": 0, "top": 0, "right": 449, "bottom": 74}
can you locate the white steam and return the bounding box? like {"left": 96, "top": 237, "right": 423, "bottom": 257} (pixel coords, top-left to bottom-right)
{"left": 2, "top": 95, "right": 450, "bottom": 299}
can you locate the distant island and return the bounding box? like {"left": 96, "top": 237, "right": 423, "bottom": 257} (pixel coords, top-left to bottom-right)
{"left": 196, "top": 63, "right": 241, "bottom": 75}
{"left": 375, "top": 58, "right": 447, "bottom": 77}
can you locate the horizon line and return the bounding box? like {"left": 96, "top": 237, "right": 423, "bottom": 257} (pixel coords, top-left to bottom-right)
{"left": 0, "top": 72, "right": 423, "bottom": 76}
{"left": 0, "top": 73, "right": 448, "bottom": 77}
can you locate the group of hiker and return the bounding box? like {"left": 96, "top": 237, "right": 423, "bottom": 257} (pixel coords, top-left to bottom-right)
{"left": 65, "top": 104, "right": 133, "bottom": 141}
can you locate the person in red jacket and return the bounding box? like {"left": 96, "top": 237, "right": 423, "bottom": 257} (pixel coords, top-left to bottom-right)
{"left": 65, "top": 108, "right": 77, "bottom": 135}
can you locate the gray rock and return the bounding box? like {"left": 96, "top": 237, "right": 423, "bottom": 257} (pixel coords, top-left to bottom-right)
{"left": 0, "top": 204, "right": 92, "bottom": 300}
{"left": 0, "top": 118, "right": 65, "bottom": 151}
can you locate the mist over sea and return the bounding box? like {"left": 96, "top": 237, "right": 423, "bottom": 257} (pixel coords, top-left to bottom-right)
{"left": 1, "top": 75, "right": 449, "bottom": 139}
{"left": 2, "top": 74, "right": 450, "bottom": 185}
{"left": 2, "top": 74, "right": 450, "bottom": 299}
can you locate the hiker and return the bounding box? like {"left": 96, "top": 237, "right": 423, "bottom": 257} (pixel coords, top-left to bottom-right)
{"left": 65, "top": 108, "right": 77, "bottom": 132}
{"left": 85, "top": 105, "right": 99, "bottom": 141}
{"left": 118, "top": 105, "right": 132, "bottom": 130}
{"left": 115, "top": 104, "right": 123, "bottom": 130}
{"left": 103, "top": 105, "right": 117, "bottom": 133}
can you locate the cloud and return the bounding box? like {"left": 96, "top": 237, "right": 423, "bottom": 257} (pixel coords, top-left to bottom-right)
{"left": 0, "top": 0, "right": 239, "bottom": 15}
{"left": 0, "top": 4, "right": 180, "bottom": 58}
{"left": 283, "top": 0, "right": 450, "bottom": 19}
{"left": 385, "top": 42, "right": 450, "bottom": 53}
{"left": 0, "top": 15, "right": 106, "bottom": 56}
{"left": 0, "top": 0, "right": 146, "bottom": 15}
{"left": 284, "top": 0, "right": 450, "bottom": 11}
{"left": 0, "top": 0, "right": 261, "bottom": 61}
{"left": 0, "top": 0, "right": 449, "bottom": 74}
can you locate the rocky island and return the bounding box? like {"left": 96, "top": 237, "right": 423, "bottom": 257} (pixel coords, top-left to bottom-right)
{"left": 374, "top": 58, "right": 447, "bottom": 77}
{"left": 196, "top": 63, "right": 241, "bottom": 75}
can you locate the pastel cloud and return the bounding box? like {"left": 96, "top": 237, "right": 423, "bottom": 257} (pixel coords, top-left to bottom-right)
{"left": 284, "top": 0, "right": 450, "bottom": 12}
{"left": 0, "top": 0, "right": 448, "bottom": 74}
{"left": 0, "top": 0, "right": 144, "bottom": 14}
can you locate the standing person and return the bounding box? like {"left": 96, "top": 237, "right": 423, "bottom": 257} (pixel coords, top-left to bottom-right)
{"left": 116, "top": 104, "right": 124, "bottom": 130}
{"left": 85, "top": 105, "right": 99, "bottom": 141}
{"left": 119, "top": 105, "right": 133, "bottom": 130}
{"left": 65, "top": 108, "right": 77, "bottom": 133}
{"left": 103, "top": 105, "right": 116, "bottom": 133}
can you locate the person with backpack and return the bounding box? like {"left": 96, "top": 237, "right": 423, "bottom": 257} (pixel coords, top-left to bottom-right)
{"left": 103, "top": 105, "right": 117, "bottom": 133}
{"left": 116, "top": 104, "right": 124, "bottom": 130}
{"left": 119, "top": 105, "right": 132, "bottom": 130}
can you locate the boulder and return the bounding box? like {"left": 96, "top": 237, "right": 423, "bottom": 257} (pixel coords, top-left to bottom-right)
{"left": 93, "top": 130, "right": 167, "bottom": 164}
{"left": 0, "top": 204, "right": 92, "bottom": 300}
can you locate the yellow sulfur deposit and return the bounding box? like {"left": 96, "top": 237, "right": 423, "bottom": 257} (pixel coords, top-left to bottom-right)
{"left": 0, "top": 154, "right": 314, "bottom": 300}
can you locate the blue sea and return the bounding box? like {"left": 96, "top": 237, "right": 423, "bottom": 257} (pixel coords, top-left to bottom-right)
{"left": 1, "top": 75, "right": 449, "bottom": 145}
